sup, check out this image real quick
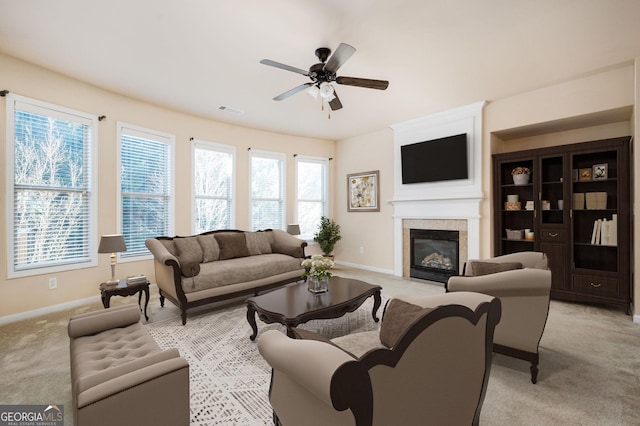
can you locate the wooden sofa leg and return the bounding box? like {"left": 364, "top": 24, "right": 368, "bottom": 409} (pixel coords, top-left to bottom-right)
{"left": 530, "top": 362, "right": 539, "bottom": 384}
{"left": 181, "top": 310, "right": 188, "bottom": 325}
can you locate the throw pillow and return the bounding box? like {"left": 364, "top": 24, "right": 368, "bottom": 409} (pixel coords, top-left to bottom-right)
{"left": 181, "top": 261, "right": 201, "bottom": 278}
{"left": 469, "top": 261, "right": 523, "bottom": 277}
{"left": 174, "top": 237, "right": 203, "bottom": 273}
{"left": 215, "top": 233, "right": 250, "bottom": 260}
{"left": 245, "top": 231, "right": 272, "bottom": 255}
{"left": 379, "top": 299, "right": 432, "bottom": 349}
{"left": 158, "top": 239, "right": 177, "bottom": 256}
{"left": 271, "top": 243, "right": 303, "bottom": 258}
{"left": 197, "top": 234, "right": 220, "bottom": 262}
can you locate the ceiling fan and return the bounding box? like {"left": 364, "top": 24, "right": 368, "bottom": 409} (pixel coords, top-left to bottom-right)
{"left": 260, "top": 43, "right": 389, "bottom": 111}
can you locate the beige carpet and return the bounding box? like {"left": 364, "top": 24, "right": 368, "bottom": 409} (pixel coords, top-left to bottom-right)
{"left": 1, "top": 267, "right": 639, "bottom": 425}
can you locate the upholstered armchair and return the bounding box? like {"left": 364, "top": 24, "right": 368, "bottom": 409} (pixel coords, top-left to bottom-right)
{"left": 258, "top": 292, "right": 502, "bottom": 426}
{"left": 446, "top": 251, "right": 551, "bottom": 383}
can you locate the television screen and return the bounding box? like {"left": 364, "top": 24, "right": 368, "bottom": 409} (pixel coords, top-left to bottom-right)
{"left": 401, "top": 133, "right": 468, "bottom": 184}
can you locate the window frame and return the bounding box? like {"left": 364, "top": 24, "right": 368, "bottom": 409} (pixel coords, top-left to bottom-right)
{"left": 191, "top": 139, "right": 236, "bottom": 233}
{"left": 117, "top": 122, "right": 175, "bottom": 261}
{"left": 5, "top": 93, "right": 98, "bottom": 278}
{"left": 295, "top": 155, "right": 329, "bottom": 241}
{"left": 249, "top": 149, "right": 286, "bottom": 231}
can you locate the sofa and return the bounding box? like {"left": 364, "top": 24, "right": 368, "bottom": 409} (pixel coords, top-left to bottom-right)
{"left": 446, "top": 251, "right": 551, "bottom": 383}
{"left": 146, "top": 229, "right": 307, "bottom": 324}
{"left": 68, "top": 304, "right": 190, "bottom": 426}
{"left": 258, "top": 292, "right": 502, "bottom": 426}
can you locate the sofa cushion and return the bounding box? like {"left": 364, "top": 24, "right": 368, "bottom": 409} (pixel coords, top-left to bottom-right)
{"left": 159, "top": 239, "right": 177, "bottom": 256}
{"left": 245, "top": 231, "right": 272, "bottom": 255}
{"left": 468, "top": 261, "right": 523, "bottom": 277}
{"left": 181, "top": 253, "right": 302, "bottom": 293}
{"left": 197, "top": 234, "right": 220, "bottom": 262}
{"left": 379, "top": 299, "right": 432, "bottom": 348}
{"left": 174, "top": 237, "right": 203, "bottom": 274}
{"left": 215, "top": 233, "right": 250, "bottom": 260}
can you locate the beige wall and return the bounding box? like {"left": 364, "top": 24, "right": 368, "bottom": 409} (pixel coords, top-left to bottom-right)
{"left": 0, "top": 53, "right": 334, "bottom": 320}
{"left": 334, "top": 128, "right": 395, "bottom": 273}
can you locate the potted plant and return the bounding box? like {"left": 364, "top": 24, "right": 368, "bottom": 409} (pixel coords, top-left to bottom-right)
{"left": 301, "top": 254, "right": 334, "bottom": 293}
{"left": 314, "top": 216, "right": 341, "bottom": 257}
{"left": 511, "top": 166, "right": 530, "bottom": 185}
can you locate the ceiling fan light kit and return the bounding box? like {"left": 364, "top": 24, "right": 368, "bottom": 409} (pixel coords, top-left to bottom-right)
{"left": 260, "top": 42, "right": 389, "bottom": 118}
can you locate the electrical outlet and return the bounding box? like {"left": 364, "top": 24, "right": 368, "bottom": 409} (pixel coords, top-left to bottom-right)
{"left": 359, "top": 246, "right": 365, "bottom": 254}
{"left": 48, "top": 277, "right": 57, "bottom": 289}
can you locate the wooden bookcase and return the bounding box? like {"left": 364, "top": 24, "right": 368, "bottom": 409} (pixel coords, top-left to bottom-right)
{"left": 493, "top": 136, "right": 631, "bottom": 313}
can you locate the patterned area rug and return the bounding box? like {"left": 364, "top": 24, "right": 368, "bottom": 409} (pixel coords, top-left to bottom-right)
{"left": 145, "top": 298, "right": 383, "bottom": 425}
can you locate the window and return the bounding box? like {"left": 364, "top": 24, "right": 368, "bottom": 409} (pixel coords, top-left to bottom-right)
{"left": 6, "top": 94, "right": 97, "bottom": 277}
{"left": 118, "top": 123, "right": 174, "bottom": 258}
{"left": 296, "top": 156, "right": 329, "bottom": 240}
{"left": 250, "top": 150, "right": 285, "bottom": 231}
{"left": 192, "top": 140, "right": 235, "bottom": 233}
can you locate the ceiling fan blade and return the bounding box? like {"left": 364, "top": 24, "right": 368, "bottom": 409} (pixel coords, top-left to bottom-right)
{"left": 260, "top": 59, "right": 309, "bottom": 76}
{"left": 336, "top": 76, "right": 389, "bottom": 90}
{"left": 329, "top": 90, "right": 343, "bottom": 111}
{"left": 273, "top": 83, "right": 314, "bottom": 101}
{"left": 324, "top": 43, "right": 356, "bottom": 74}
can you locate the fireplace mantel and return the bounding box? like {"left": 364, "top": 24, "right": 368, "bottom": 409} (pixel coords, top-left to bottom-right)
{"left": 391, "top": 102, "right": 485, "bottom": 278}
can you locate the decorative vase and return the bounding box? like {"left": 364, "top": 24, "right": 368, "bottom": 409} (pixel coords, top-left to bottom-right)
{"left": 308, "top": 276, "right": 329, "bottom": 294}
{"left": 513, "top": 174, "right": 530, "bottom": 185}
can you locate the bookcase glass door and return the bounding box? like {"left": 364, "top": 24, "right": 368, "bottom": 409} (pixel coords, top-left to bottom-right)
{"left": 571, "top": 149, "right": 618, "bottom": 273}
{"left": 540, "top": 155, "right": 565, "bottom": 226}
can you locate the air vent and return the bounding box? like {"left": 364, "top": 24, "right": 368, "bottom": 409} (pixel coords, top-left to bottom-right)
{"left": 217, "top": 105, "right": 244, "bottom": 115}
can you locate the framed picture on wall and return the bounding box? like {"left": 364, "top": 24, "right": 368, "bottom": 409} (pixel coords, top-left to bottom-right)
{"left": 347, "top": 170, "right": 380, "bottom": 212}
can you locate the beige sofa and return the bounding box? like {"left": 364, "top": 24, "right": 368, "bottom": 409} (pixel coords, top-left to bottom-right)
{"left": 258, "top": 292, "right": 502, "bottom": 426}
{"left": 446, "top": 251, "right": 551, "bottom": 383}
{"left": 68, "top": 304, "right": 190, "bottom": 426}
{"left": 146, "top": 229, "right": 307, "bottom": 324}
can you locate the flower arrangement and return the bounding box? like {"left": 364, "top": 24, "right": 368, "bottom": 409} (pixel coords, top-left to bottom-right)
{"left": 301, "top": 254, "right": 334, "bottom": 280}
{"left": 511, "top": 166, "right": 530, "bottom": 175}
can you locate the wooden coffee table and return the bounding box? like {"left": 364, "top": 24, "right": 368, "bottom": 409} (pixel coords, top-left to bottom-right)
{"left": 246, "top": 276, "right": 382, "bottom": 341}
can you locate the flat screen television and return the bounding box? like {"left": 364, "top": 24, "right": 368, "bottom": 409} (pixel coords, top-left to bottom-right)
{"left": 401, "top": 133, "right": 468, "bottom": 184}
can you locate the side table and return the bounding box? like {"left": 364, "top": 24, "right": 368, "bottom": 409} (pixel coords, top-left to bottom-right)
{"left": 99, "top": 279, "right": 150, "bottom": 321}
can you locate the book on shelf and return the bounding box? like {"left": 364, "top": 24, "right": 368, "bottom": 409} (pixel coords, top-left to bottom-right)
{"left": 589, "top": 215, "right": 617, "bottom": 246}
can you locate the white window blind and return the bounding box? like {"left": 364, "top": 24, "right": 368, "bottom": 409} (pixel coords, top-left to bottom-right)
{"left": 193, "top": 140, "right": 235, "bottom": 233}
{"left": 250, "top": 150, "right": 285, "bottom": 231}
{"left": 296, "top": 156, "right": 329, "bottom": 240}
{"left": 6, "top": 94, "right": 97, "bottom": 277}
{"left": 118, "top": 123, "right": 174, "bottom": 258}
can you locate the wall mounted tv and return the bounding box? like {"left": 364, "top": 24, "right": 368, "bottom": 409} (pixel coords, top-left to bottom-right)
{"left": 401, "top": 133, "right": 468, "bottom": 184}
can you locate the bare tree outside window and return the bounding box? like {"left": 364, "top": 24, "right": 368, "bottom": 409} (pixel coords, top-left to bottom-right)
{"left": 13, "top": 113, "right": 91, "bottom": 269}
{"left": 194, "top": 145, "right": 233, "bottom": 233}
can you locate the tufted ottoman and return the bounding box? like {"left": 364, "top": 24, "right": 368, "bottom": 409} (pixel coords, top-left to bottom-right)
{"left": 68, "top": 304, "right": 189, "bottom": 426}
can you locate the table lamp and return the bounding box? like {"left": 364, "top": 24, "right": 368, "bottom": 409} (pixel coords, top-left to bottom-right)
{"left": 287, "top": 224, "right": 301, "bottom": 236}
{"left": 98, "top": 234, "right": 127, "bottom": 284}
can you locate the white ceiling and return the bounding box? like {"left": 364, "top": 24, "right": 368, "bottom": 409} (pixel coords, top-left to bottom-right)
{"left": 1, "top": 0, "right": 639, "bottom": 141}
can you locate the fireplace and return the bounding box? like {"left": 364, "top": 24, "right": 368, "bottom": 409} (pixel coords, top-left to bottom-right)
{"left": 410, "top": 229, "right": 460, "bottom": 283}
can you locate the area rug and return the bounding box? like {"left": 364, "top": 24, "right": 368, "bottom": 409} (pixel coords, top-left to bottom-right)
{"left": 145, "top": 298, "right": 383, "bottom": 425}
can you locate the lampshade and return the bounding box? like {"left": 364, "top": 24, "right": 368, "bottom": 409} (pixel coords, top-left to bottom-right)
{"left": 286, "top": 224, "right": 301, "bottom": 236}
{"left": 98, "top": 234, "right": 127, "bottom": 253}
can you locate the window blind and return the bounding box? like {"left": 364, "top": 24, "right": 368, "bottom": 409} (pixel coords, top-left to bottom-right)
{"left": 193, "top": 141, "right": 234, "bottom": 233}
{"left": 7, "top": 95, "right": 97, "bottom": 276}
{"left": 119, "top": 125, "right": 174, "bottom": 257}
{"left": 250, "top": 151, "right": 285, "bottom": 231}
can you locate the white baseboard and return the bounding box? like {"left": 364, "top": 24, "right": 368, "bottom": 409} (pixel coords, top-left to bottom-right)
{"left": 334, "top": 259, "right": 395, "bottom": 276}
{"left": 0, "top": 295, "right": 101, "bottom": 325}
{"left": 0, "top": 283, "right": 158, "bottom": 325}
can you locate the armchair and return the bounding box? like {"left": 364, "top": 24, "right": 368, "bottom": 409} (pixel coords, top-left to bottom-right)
{"left": 258, "top": 292, "right": 501, "bottom": 426}
{"left": 446, "top": 251, "right": 551, "bottom": 383}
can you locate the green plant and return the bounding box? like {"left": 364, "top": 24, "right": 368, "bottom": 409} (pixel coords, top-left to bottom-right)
{"left": 314, "top": 216, "right": 341, "bottom": 255}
